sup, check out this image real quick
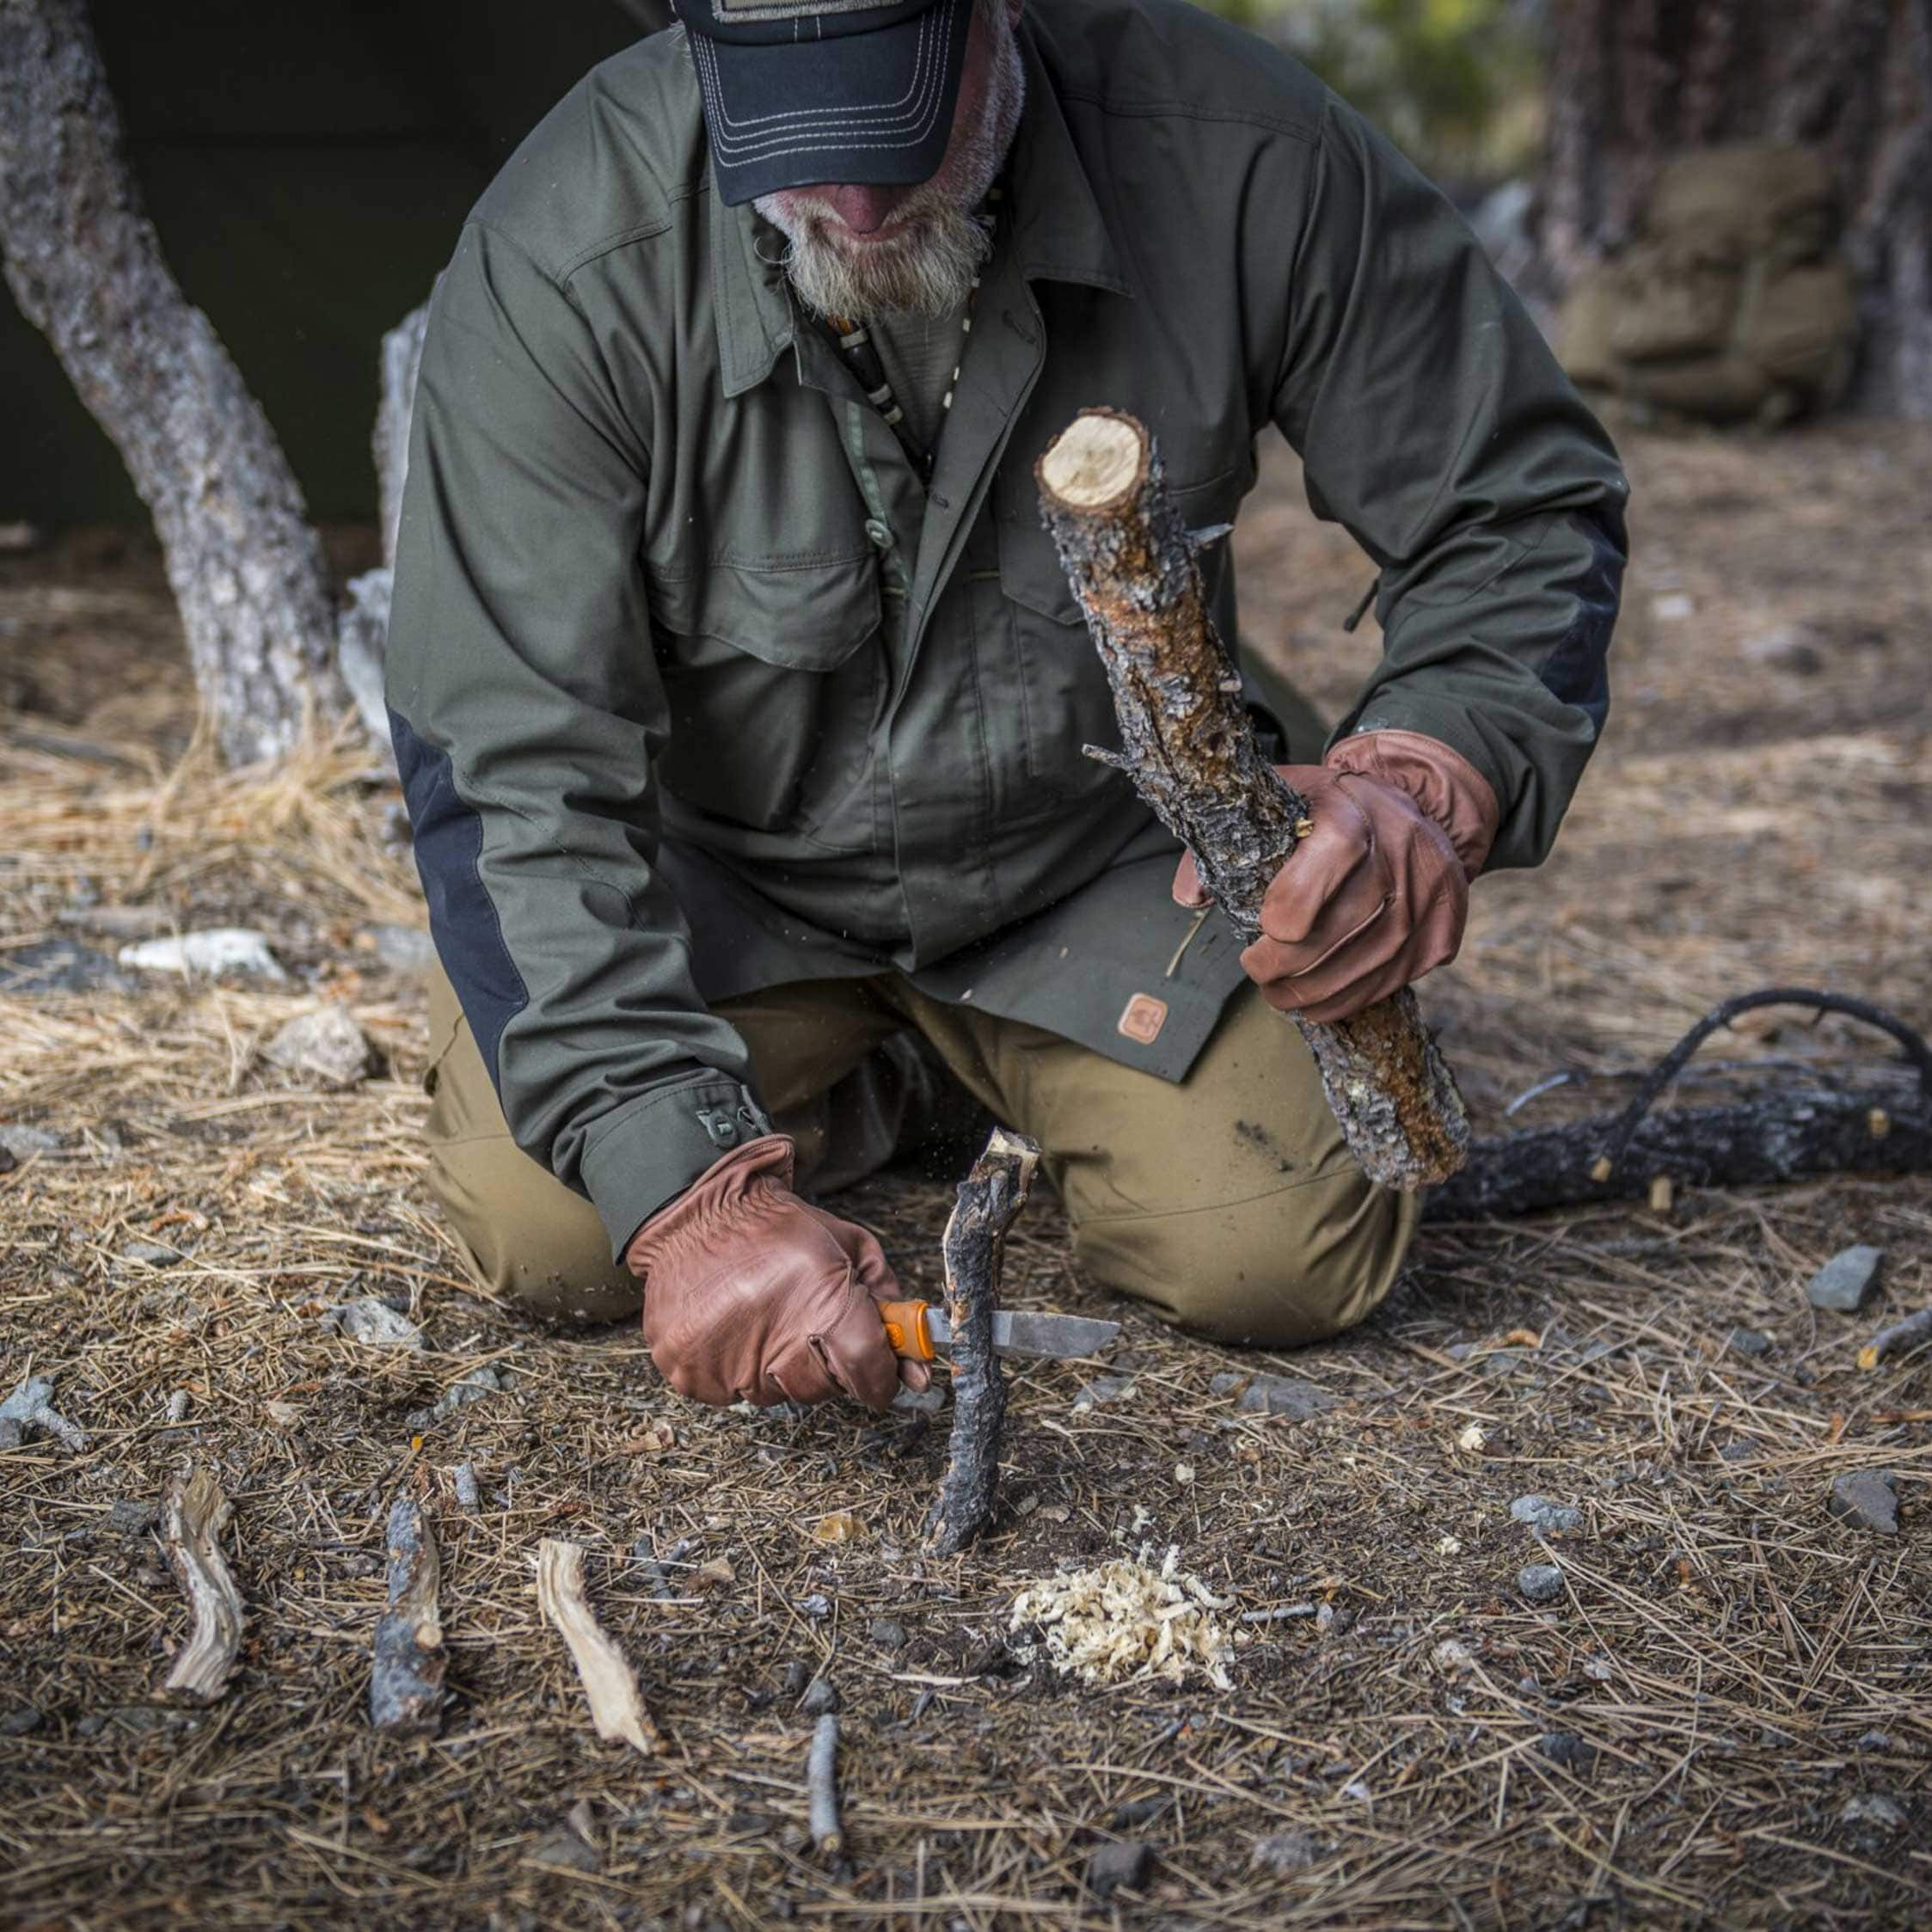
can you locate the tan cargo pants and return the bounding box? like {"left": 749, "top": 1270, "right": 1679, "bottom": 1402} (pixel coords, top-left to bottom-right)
{"left": 422, "top": 965, "right": 1421, "bottom": 1346}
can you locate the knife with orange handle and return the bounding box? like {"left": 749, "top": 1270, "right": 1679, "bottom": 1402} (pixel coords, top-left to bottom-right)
{"left": 878, "top": 1299, "right": 1119, "bottom": 1364}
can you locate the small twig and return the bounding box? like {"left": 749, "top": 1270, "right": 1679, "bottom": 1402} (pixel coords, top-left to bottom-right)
{"left": 807, "top": 1712, "right": 843, "bottom": 1855}
{"left": 0, "top": 1375, "right": 87, "bottom": 1451}
{"left": 1860, "top": 1307, "right": 1932, "bottom": 1371}
{"left": 924, "top": 1127, "right": 1040, "bottom": 1555}
{"left": 536, "top": 1538, "right": 662, "bottom": 1755}
{"left": 370, "top": 1497, "right": 445, "bottom": 1735}
{"left": 451, "top": 1461, "right": 481, "bottom": 1513}
{"left": 1239, "top": 1604, "right": 1320, "bottom": 1625}
{"left": 160, "top": 1467, "right": 244, "bottom": 1701}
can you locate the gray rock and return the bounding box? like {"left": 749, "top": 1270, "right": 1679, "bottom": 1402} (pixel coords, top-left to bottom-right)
{"left": 0, "top": 1376, "right": 86, "bottom": 1451}
{"left": 1806, "top": 1245, "right": 1885, "bottom": 1313}
{"left": 105, "top": 1499, "right": 157, "bottom": 1537}
{"left": 1718, "top": 1441, "right": 1756, "bottom": 1463}
{"left": 1210, "top": 1371, "right": 1338, "bottom": 1419}
{"left": 0, "top": 1706, "right": 43, "bottom": 1736}
{"left": 1537, "top": 1732, "right": 1597, "bottom": 1769}
{"left": 526, "top": 1826, "right": 602, "bottom": 1874}
{"left": 1072, "top": 1375, "right": 1138, "bottom": 1409}
{"left": 1827, "top": 1471, "right": 1899, "bottom": 1535}
{"left": 1739, "top": 626, "right": 1824, "bottom": 676}
{"left": 0, "top": 938, "right": 134, "bottom": 996}
{"left": 120, "top": 1241, "right": 183, "bottom": 1268}
{"left": 0, "top": 1125, "right": 63, "bottom": 1159}
{"left": 891, "top": 1385, "right": 945, "bottom": 1415}
{"left": 1085, "top": 1840, "right": 1153, "bottom": 1899}
{"left": 265, "top": 1007, "right": 376, "bottom": 1089}
{"left": 1727, "top": 1327, "right": 1774, "bottom": 1358}
{"left": 119, "top": 929, "right": 288, "bottom": 983}
{"left": 1840, "top": 1794, "right": 1906, "bottom": 1831}
{"left": 798, "top": 1675, "right": 841, "bottom": 1717}
{"left": 1857, "top": 1731, "right": 1894, "bottom": 1751}
{"left": 868, "top": 1618, "right": 908, "bottom": 1652}
{"left": 1250, "top": 1829, "right": 1320, "bottom": 1874}
{"left": 1518, "top": 1563, "right": 1566, "bottom": 1604}
{"left": 408, "top": 1365, "right": 502, "bottom": 1428}
{"left": 322, "top": 1297, "right": 425, "bottom": 1352}
{"left": 1511, "top": 1495, "right": 1583, "bottom": 1536}
{"left": 780, "top": 1660, "right": 811, "bottom": 1698}
{"left": 364, "top": 924, "right": 439, "bottom": 975}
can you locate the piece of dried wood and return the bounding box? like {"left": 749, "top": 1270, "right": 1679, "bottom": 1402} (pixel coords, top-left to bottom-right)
{"left": 1861, "top": 1307, "right": 1932, "bottom": 1371}
{"left": 536, "top": 1538, "right": 662, "bottom": 1755}
{"left": 924, "top": 1126, "right": 1040, "bottom": 1556}
{"left": 1036, "top": 408, "right": 1468, "bottom": 1189}
{"left": 370, "top": 1497, "right": 445, "bottom": 1735}
{"left": 807, "top": 1712, "right": 843, "bottom": 1855}
{"left": 160, "top": 1467, "right": 244, "bottom": 1700}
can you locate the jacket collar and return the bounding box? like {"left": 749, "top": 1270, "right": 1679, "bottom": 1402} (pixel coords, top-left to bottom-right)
{"left": 712, "top": 14, "right": 1129, "bottom": 400}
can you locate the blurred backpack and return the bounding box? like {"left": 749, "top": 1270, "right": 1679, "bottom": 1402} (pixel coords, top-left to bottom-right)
{"left": 1560, "top": 144, "right": 1858, "bottom": 426}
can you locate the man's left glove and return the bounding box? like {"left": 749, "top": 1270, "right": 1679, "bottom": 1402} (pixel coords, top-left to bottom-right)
{"left": 625, "top": 1133, "right": 922, "bottom": 1411}
{"left": 1173, "top": 728, "right": 1500, "bottom": 1023}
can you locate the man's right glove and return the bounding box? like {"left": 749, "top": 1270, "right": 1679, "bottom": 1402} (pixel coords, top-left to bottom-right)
{"left": 624, "top": 1133, "right": 921, "bottom": 1411}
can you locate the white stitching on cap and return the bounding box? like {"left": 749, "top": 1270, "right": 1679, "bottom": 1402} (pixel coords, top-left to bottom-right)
{"left": 691, "top": 0, "right": 954, "bottom": 158}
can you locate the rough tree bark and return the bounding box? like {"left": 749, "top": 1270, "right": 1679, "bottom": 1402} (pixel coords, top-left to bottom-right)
{"left": 1541, "top": 0, "right": 1932, "bottom": 419}
{"left": 0, "top": 0, "right": 350, "bottom": 764}
{"left": 1036, "top": 410, "right": 1470, "bottom": 1191}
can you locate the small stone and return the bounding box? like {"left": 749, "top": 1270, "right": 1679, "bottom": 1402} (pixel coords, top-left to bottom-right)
{"left": 1718, "top": 1441, "right": 1755, "bottom": 1463}
{"left": 1727, "top": 1327, "right": 1774, "bottom": 1358}
{"left": 363, "top": 924, "right": 439, "bottom": 975}
{"left": 892, "top": 1384, "right": 945, "bottom": 1415}
{"left": 527, "top": 1826, "right": 602, "bottom": 1874}
{"left": 1211, "top": 1371, "right": 1339, "bottom": 1419}
{"left": 119, "top": 929, "right": 288, "bottom": 983}
{"left": 1111, "top": 1796, "right": 1170, "bottom": 1830}
{"left": 796, "top": 1592, "right": 831, "bottom": 1619}
{"left": 868, "top": 1618, "right": 908, "bottom": 1651}
{"left": 780, "top": 1660, "right": 811, "bottom": 1698}
{"left": 452, "top": 1462, "right": 481, "bottom": 1513}
{"left": 106, "top": 1499, "right": 157, "bottom": 1537}
{"left": 1806, "top": 1245, "right": 1884, "bottom": 1314}
{"left": 1651, "top": 592, "right": 1695, "bottom": 623}
{"left": 0, "top": 1376, "right": 87, "bottom": 1451}
{"left": 164, "top": 1390, "right": 191, "bottom": 1425}
{"left": 0, "top": 939, "right": 134, "bottom": 997}
{"left": 1519, "top": 1563, "right": 1566, "bottom": 1603}
{"left": 1538, "top": 1732, "right": 1597, "bottom": 1769}
{"left": 798, "top": 1675, "right": 841, "bottom": 1717}
{"left": 1827, "top": 1471, "right": 1899, "bottom": 1535}
{"left": 1, "top": 1125, "right": 63, "bottom": 1159}
{"left": 1250, "top": 1829, "right": 1319, "bottom": 1875}
{"left": 410, "top": 1365, "right": 502, "bottom": 1427}
{"left": 1431, "top": 1639, "right": 1478, "bottom": 1676}
{"left": 1085, "top": 1840, "right": 1153, "bottom": 1899}
{"left": 322, "top": 1297, "right": 425, "bottom": 1352}
{"left": 265, "top": 1007, "right": 376, "bottom": 1089}
{"left": 120, "top": 1240, "right": 183, "bottom": 1269}
{"left": 1840, "top": 1794, "right": 1906, "bottom": 1831}
{"left": 1511, "top": 1495, "right": 1583, "bottom": 1536}
{"left": 1072, "top": 1375, "right": 1138, "bottom": 1408}
{"left": 1739, "top": 626, "right": 1823, "bottom": 676}
{"left": 0, "top": 1706, "right": 44, "bottom": 1737}
{"left": 1856, "top": 1731, "right": 1894, "bottom": 1751}
{"left": 694, "top": 1556, "right": 737, "bottom": 1590}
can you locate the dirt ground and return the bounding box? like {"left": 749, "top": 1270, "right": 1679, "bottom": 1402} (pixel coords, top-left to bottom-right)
{"left": 3, "top": 422, "right": 1929, "bottom": 1930}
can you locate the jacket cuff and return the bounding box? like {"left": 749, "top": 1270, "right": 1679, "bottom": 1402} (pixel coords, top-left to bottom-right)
{"left": 1325, "top": 725, "right": 1501, "bottom": 880}
{"left": 579, "top": 1076, "right": 775, "bottom": 1262}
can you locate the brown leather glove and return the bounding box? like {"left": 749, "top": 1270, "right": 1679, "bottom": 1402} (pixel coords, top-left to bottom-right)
{"left": 1173, "top": 729, "right": 1500, "bottom": 1025}
{"left": 625, "top": 1134, "right": 923, "bottom": 1411}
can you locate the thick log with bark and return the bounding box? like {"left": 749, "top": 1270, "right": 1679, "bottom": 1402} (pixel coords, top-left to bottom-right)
{"left": 369, "top": 1497, "right": 445, "bottom": 1736}
{"left": 0, "top": 0, "right": 349, "bottom": 764}
{"left": 924, "top": 1127, "right": 1040, "bottom": 1557}
{"left": 1035, "top": 410, "right": 1469, "bottom": 1190}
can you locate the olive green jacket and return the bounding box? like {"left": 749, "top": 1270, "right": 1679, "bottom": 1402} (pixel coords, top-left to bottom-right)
{"left": 385, "top": 0, "right": 1628, "bottom": 1258}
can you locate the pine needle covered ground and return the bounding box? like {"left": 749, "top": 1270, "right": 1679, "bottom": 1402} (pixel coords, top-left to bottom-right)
{"left": 2, "top": 427, "right": 1929, "bottom": 1929}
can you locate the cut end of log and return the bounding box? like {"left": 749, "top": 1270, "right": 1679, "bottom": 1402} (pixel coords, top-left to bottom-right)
{"left": 1036, "top": 409, "right": 1148, "bottom": 513}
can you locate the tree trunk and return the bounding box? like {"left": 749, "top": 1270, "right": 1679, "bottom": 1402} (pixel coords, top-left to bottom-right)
{"left": 0, "top": 0, "right": 348, "bottom": 764}
{"left": 1541, "top": 0, "right": 1932, "bottom": 420}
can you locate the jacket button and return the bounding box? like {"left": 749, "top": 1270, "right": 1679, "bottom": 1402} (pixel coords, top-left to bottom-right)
{"left": 864, "top": 518, "right": 893, "bottom": 550}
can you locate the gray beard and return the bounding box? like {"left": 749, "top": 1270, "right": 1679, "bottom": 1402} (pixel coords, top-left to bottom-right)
{"left": 754, "top": 10, "right": 1026, "bottom": 320}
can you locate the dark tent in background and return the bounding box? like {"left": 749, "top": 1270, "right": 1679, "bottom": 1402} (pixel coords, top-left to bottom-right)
{"left": 0, "top": 0, "right": 661, "bottom": 524}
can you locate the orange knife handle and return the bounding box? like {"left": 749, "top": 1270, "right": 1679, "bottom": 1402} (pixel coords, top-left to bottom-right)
{"left": 879, "top": 1299, "right": 935, "bottom": 1362}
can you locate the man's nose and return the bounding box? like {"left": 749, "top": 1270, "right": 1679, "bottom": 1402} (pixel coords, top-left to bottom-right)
{"left": 828, "top": 184, "right": 903, "bottom": 234}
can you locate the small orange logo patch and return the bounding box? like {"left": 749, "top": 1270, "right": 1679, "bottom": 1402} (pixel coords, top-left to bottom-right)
{"left": 1117, "top": 994, "right": 1169, "bottom": 1045}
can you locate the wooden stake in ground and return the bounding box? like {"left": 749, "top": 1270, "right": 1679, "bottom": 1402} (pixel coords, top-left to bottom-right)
{"left": 924, "top": 1127, "right": 1041, "bottom": 1556}
{"left": 369, "top": 1497, "right": 445, "bottom": 1736}
{"left": 160, "top": 1467, "right": 245, "bottom": 1701}
{"left": 1035, "top": 409, "right": 1467, "bottom": 1188}
{"left": 536, "top": 1538, "right": 662, "bottom": 1755}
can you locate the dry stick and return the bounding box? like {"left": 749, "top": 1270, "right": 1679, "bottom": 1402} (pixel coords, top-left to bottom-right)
{"left": 536, "top": 1538, "right": 663, "bottom": 1755}
{"left": 924, "top": 1126, "right": 1041, "bottom": 1556}
{"left": 369, "top": 1497, "right": 445, "bottom": 1736}
{"left": 1860, "top": 1308, "right": 1932, "bottom": 1371}
{"left": 1035, "top": 408, "right": 1467, "bottom": 1189}
{"left": 160, "top": 1466, "right": 244, "bottom": 1701}
{"left": 807, "top": 1712, "right": 843, "bottom": 1856}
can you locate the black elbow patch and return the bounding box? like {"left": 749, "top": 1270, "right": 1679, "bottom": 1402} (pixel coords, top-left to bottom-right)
{"left": 389, "top": 709, "right": 529, "bottom": 1098}
{"left": 1536, "top": 506, "right": 1627, "bottom": 737}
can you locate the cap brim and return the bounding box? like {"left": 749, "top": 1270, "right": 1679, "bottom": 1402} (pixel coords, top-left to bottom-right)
{"left": 689, "top": 0, "right": 973, "bottom": 207}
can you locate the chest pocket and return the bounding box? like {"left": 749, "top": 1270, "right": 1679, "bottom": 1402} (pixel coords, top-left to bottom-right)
{"left": 995, "top": 465, "right": 1246, "bottom": 807}
{"left": 648, "top": 555, "right": 885, "bottom": 851}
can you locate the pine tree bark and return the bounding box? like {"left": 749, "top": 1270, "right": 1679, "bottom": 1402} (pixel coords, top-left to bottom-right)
{"left": 0, "top": 0, "right": 349, "bottom": 764}
{"left": 1542, "top": 0, "right": 1932, "bottom": 420}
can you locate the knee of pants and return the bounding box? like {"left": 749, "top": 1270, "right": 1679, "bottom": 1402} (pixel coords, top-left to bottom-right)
{"left": 429, "top": 1137, "right": 641, "bottom": 1325}
{"left": 1072, "top": 1170, "right": 1421, "bottom": 1349}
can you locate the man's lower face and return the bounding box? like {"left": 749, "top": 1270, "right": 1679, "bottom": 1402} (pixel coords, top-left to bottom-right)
{"left": 754, "top": 184, "right": 992, "bottom": 319}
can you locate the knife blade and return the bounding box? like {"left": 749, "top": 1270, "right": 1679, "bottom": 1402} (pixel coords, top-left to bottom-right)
{"left": 879, "top": 1300, "right": 1119, "bottom": 1363}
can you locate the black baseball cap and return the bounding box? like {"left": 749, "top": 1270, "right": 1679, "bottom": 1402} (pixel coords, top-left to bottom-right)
{"left": 676, "top": 0, "right": 974, "bottom": 207}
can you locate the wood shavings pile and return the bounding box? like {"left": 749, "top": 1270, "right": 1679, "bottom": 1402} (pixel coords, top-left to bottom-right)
{"left": 1009, "top": 1546, "right": 1243, "bottom": 1690}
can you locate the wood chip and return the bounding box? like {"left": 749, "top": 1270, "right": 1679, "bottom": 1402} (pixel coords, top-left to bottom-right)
{"left": 160, "top": 1467, "right": 244, "bottom": 1701}
{"left": 535, "top": 1538, "right": 661, "bottom": 1755}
